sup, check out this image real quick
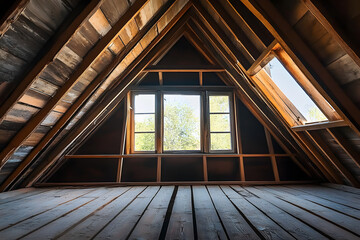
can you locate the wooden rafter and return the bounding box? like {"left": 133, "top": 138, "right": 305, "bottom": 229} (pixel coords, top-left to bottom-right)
{"left": 0, "top": 0, "right": 179, "bottom": 191}
{"left": 302, "top": 0, "right": 360, "bottom": 68}
{"left": 21, "top": 6, "right": 193, "bottom": 188}
{"left": 0, "top": 0, "right": 104, "bottom": 121}
{"left": 0, "top": 0, "right": 149, "bottom": 169}
{"left": 239, "top": 0, "right": 360, "bottom": 133}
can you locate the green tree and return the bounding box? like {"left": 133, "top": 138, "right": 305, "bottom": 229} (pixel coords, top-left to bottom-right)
{"left": 307, "top": 106, "right": 327, "bottom": 122}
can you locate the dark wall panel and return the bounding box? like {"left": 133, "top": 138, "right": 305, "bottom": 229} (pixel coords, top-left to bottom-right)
{"left": 277, "top": 157, "right": 309, "bottom": 181}
{"left": 207, "top": 157, "right": 240, "bottom": 181}
{"left": 163, "top": 72, "right": 199, "bottom": 85}
{"left": 47, "top": 158, "right": 118, "bottom": 182}
{"left": 121, "top": 158, "right": 157, "bottom": 182}
{"left": 244, "top": 157, "right": 275, "bottom": 181}
{"left": 161, "top": 157, "right": 203, "bottom": 181}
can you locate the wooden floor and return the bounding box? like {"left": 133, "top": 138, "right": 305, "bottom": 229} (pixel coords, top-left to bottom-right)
{"left": 0, "top": 184, "right": 359, "bottom": 239}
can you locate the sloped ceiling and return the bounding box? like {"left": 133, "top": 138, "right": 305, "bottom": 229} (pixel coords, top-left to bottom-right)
{"left": 0, "top": 0, "right": 359, "bottom": 191}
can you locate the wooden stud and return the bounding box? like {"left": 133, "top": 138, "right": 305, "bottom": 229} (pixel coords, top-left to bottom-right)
{"left": 199, "top": 72, "right": 203, "bottom": 86}
{"left": 265, "top": 127, "right": 280, "bottom": 182}
{"left": 302, "top": 0, "right": 360, "bottom": 68}
{"left": 158, "top": 72, "right": 163, "bottom": 85}
{"left": 327, "top": 128, "right": 360, "bottom": 169}
{"left": 157, "top": 156, "right": 161, "bottom": 182}
{"left": 203, "top": 155, "right": 208, "bottom": 181}
{"left": 117, "top": 97, "right": 128, "bottom": 183}
{"left": 306, "top": 130, "right": 360, "bottom": 187}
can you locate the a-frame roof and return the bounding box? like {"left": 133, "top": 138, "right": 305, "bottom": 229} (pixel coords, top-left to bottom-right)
{"left": 0, "top": 0, "right": 359, "bottom": 191}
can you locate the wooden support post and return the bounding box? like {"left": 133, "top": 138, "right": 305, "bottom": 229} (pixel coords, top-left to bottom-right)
{"left": 158, "top": 72, "right": 163, "bottom": 85}
{"left": 306, "top": 130, "right": 360, "bottom": 187}
{"left": 327, "top": 128, "right": 360, "bottom": 169}
{"left": 199, "top": 71, "right": 203, "bottom": 86}
{"left": 203, "top": 155, "right": 208, "bottom": 181}
{"left": 117, "top": 97, "right": 128, "bottom": 183}
{"left": 157, "top": 156, "right": 161, "bottom": 182}
{"left": 265, "top": 127, "right": 280, "bottom": 182}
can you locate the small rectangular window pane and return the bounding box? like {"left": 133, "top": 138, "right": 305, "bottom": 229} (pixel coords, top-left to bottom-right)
{"left": 134, "top": 94, "right": 155, "bottom": 113}
{"left": 209, "top": 95, "right": 229, "bottom": 113}
{"left": 134, "top": 133, "right": 155, "bottom": 151}
{"left": 210, "top": 114, "right": 230, "bottom": 132}
{"left": 266, "top": 58, "right": 327, "bottom": 123}
{"left": 210, "top": 133, "right": 232, "bottom": 150}
{"left": 163, "top": 94, "right": 201, "bottom": 151}
{"left": 135, "top": 114, "right": 155, "bottom": 132}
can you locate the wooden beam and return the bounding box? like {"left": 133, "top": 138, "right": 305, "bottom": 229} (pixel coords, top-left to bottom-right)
{"left": 143, "top": 66, "right": 225, "bottom": 72}
{"left": 63, "top": 153, "right": 295, "bottom": 158}
{"left": 207, "top": 0, "right": 260, "bottom": 61}
{"left": 306, "top": 130, "right": 360, "bottom": 187}
{"left": 0, "top": 0, "right": 149, "bottom": 168}
{"left": 0, "top": 0, "right": 103, "bottom": 121}
{"left": 202, "top": 156, "right": 208, "bottom": 181}
{"left": 291, "top": 120, "right": 348, "bottom": 132}
{"left": 0, "top": 0, "right": 183, "bottom": 191}
{"left": 21, "top": 7, "right": 192, "bottom": 188}
{"left": 265, "top": 127, "right": 280, "bottom": 182}
{"left": 240, "top": 0, "right": 360, "bottom": 132}
{"left": 157, "top": 156, "right": 161, "bottom": 182}
{"left": 158, "top": 72, "right": 163, "bottom": 85}
{"left": 247, "top": 39, "right": 278, "bottom": 75}
{"left": 0, "top": 0, "right": 29, "bottom": 37}
{"left": 302, "top": 0, "right": 360, "bottom": 68}
{"left": 327, "top": 128, "right": 360, "bottom": 169}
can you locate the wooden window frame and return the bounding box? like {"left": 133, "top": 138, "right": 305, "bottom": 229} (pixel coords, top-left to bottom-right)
{"left": 249, "top": 43, "right": 341, "bottom": 127}
{"left": 130, "top": 88, "right": 236, "bottom": 154}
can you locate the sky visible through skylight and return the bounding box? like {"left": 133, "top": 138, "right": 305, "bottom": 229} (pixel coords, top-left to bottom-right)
{"left": 267, "top": 58, "right": 327, "bottom": 123}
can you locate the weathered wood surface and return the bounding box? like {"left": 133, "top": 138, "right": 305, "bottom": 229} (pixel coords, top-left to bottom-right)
{"left": 0, "top": 184, "right": 359, "bottom": 239}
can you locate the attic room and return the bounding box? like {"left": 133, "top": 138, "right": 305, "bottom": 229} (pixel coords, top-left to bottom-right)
{"left": 0, "top": 0, "right": 359, "bottom": 239}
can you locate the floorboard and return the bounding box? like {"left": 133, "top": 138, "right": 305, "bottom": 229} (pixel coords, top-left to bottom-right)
{"left": 0, "top": 184, "right": 359, "bottom": 240}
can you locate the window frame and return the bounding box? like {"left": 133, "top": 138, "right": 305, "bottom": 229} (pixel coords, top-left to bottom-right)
{"left": 130, "top": 89, "right": 236, "bottom": 154}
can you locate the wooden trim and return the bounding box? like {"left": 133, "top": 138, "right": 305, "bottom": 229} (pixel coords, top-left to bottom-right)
{"left": 64, "top": 153, "right": 296, "bottom": 159}
{"left": 240, "top": 0, "right": 360, "bottom": 132}
{"left": 292, "top": 120, "right": 348, "bottom": 132}
{"left": 302, "top": 0, "right": 360, "bottom": 68}
{"left": 143, "top": 66, "right": 225, "bottom": 72}
{"left": 0, "top": 0, "right": 176, "bottom": 191}
{"left": 327, "top": 128, "right": 360, "bottom": 169}
{"left": 247, "top": 40, "right": 278, "bottom": 75}
{"left": 0, "top": 0, "right": 103, "bottom": 121}
{"left": 0, "top": 0, "right": 149, "bottom": 168}
{"left": 34, "top": 180, "right": 318, "bottom": 187}
{"left": 0, "top": 0, "right": 29, "bottom": 36}
{"left": 306, "top": 130, "right": 360, "bottom": 187}
{"left": 203, "top": 156, "right": 208, "bottom": 181}
{"left": 265, "top": 127, "right": 280, "bottom": 182}
{"left": 22, "top": 8, "right": 192, "bottom": 188}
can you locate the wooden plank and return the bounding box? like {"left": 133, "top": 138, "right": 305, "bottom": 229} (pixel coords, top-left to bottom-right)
{"left": 0, "top": 188, "right": 47, "bottom": 203}
{"left": 322, "top": 183, "right": 360, "bottom": 195}
{"left": 128, "top": 186, "right": 174, "bottom": 239}
{"left": 240, "top": 0, "right": 360, "bottom": 132}
{"left": 0, "top": 0, "right": 102, "bottom": 120}
{"left": 192, "top": 185, "right": 227, "bottom": 239}
{"left": 244, "top": 186, "right": 359, "bottom": 239}
{"left": 93, "top": 186, "right": 159, "bottom": 239}
{"left": 231, "top": 186, "right": 328, "bottom": 240}
{"left": 291, "top": 120, "right": 348, "bottom": 132}
{"left": 0, "top": 0, "right": 149, "bottom": 168}
{"left": 327, "top": 128, "right": 360, "bottom": 169}
{"left": 302, "top": 0, "right": 360, "bottom": 68}
{"left": 223, "top": 185, "right": 295, "bottom": 239}
{"left": 306, "top": 130, "right": 360, "bottom": 187}
{"left": 0, "top": 0, "right": 179, "bottom": 192}
{"left": 207, "top": 185, "right": 260, "bottom": 239}
{"left": 262, "top": 186, "right": 360, "bottom": 235}
{"left": 58, "top": 187, "right": 145, "bottom": 240}
{"left": 0, "top": 0, "right": 29, "bottom": 37}
{"left": 165, "top": 186, "right": 194, "bottom": 240}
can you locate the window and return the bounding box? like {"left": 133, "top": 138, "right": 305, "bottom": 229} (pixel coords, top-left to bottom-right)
{"left": 131, "top": 91, "right": 234, "bottom": 153}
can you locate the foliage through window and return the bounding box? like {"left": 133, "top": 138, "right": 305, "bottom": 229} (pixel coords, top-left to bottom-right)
{"left": 131, "top": 91, "right": 234, "bottom": 153}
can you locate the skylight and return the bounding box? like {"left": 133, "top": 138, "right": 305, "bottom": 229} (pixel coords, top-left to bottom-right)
{"left": 266, "top": 58, "right": 327, "bottom": 123}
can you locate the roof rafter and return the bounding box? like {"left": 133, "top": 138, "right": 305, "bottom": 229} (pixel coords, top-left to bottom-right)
{"left": 0, "top": 0, "right": 29, "bottom": 37}
{"left": 21, "top": 4, "right": 193, "bottom": 188}
{"left": 0, "top": 0, "right": 149, "bottom": 169}
{"left": 0, "top": 0, "right": 182, "bottom": 192}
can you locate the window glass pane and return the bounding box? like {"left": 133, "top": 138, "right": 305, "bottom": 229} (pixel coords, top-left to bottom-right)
{"left": 163, "top": 94, "right": 201, "bottom": 151}
{"left": 209, "top": 95, "right": 229, "bottom": 113}
{"left": 210, "top": 114, "right": 230, "bottom": 132}
{"left": 211, "top": 133, "right": 232, "bottom": 150}
{"left": 135, "top": 114, "right": 155, "bottom": 132}
{"left": 134, "top": 94, "right": 155, "bottom": 113}
{"left": 266, "top": 58, "right": 327, "bottom": 123}
{"left": 135, "top": 133, "right": 155, "bottom": 151}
